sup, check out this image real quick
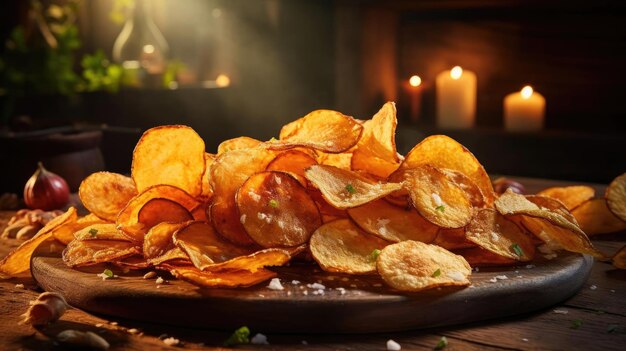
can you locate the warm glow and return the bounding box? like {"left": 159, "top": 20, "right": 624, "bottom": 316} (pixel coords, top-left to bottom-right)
{"left": 216, "top": 74, "right": 230, "bottom": 87}
{"left": 521, "top": 85, "right": 534, "bottom": 99}
{"left": 409, "top": 75, "right": 422, "bottom": 87}
{"left": 142, "top": 44, "right": 155, "bottom": 54}
{"left": 450, "top": 66, "right": 463, "bottom": 80}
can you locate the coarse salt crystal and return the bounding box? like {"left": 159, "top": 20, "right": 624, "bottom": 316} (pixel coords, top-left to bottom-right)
{"left": 307, "top": 283, "right": 326, "bottom": 290}
{"left": 495, "top": 275, "right": 508, "bottom": 280}
{"left": 312, "top": 289, "right": 325, "bottom": 295}
{"left": 337, "top": 287, "right": 346, "bottom": 295}
{"left": 274, "top": 175, "right": 282, "bottom": 185}
{"left": 251, "top": 333, "right": 269, "bottom": 345}
{"left": 248, "top": 191, "right": 261, "bottom": 202}
{"left": 490, "top": 232, "right": 499, "bottom": 242}
{"left": 303, "top": 290, "right": 308, "bottom": 295}
{"left": 14, "top": 283, "right": 25, "bottom": 289}
{"left": 522, "top": 338, "right": 529, "bottom": 342}
{"left": 128, "top": 328, "right": 139, "bottom": 334}
{"left": 611, "top": 289, "right": 615, "bottom": 293}
{"left": 431, "top": 193, "right": 443, "bottom": 207}
{"left": 257, "top": 212, "right": 272, "bottom": 224}
{"left": 387, "top": 339, "right": 401, "bottom": 350}
{"left": 268, "top": 278, "right": 284, "bottom": 290}
{"left": 302, "top": 340, "right": 308, "bottom": 345}
{"left": 240, "top": 214, "right": 247, "bottom": 224}
{"left": 291, "top": 280, "right": 300, "bottom": 285}
{"left": 489, "top": 278, "right": 498, "bottom": 283}
{"left": 162, "top": 337, "right": 179, "bottom": 346}
{"left": 526, "top": 264, "right": 535, "bottom": 269}
{"left": 287, "top": 291, "right": 292, "bottom": 296}
{"left": 95, "top": 323, "right": 104, "bottom": 328}
{"left": 155, "top": 277, "right": 164, "bottom": 284}
{"left": 447, "top": 271, "right": 466, "bottom": 282}
{"left": 590, "top": 285, "right": 597, "bottom": 290}
{"left": 553, "top": 309, "right": 568, "bottom": 314}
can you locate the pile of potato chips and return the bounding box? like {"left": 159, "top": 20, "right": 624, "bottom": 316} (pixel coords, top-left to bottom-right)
{"left": 1, "top": 102, "right": 625, "bottom": 292}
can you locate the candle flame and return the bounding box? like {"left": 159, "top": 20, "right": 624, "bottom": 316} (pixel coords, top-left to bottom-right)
{"left": 216, "top": 74, "right": 231, "bottom": 87}
{"left": 450, "top": 66, "right": 463, "bottom": 80}
{"left": 409, "top": 75, "right": 422, "bottom": 87}
{"left": 521, "top": 85, "right": 533, "bottom": 99}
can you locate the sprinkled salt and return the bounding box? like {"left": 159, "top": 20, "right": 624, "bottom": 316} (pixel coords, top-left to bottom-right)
{"left": 155, "top": 277, "right": 164, "bottom": 284}
{"left": 268, "top": 278, "right": 284, "bottom": 290}
{"left": 495, "top": 275, "right": 508, "bottom": 280}
{"left": 553, "top": 309, "right": 569, "bottom": 314}
{"left": 307, "top": 283, "right": 326, "bottom": 290}
{"left": 291, "top": 280, "right": 300, "bottom": 285}
{"left": 522, "top": 338, "right": 529, "bottom": 342}
{"left": 257, "top": 212, "right": 272, "bottom": 224}
{"left": 162, "top": 337, "right": 179, "bottom": 346}
{"left": 240, "top": 214, "right": 247, "bottom": 224}
{"left": 303, "top": 290, "right": 308, "bottom": 295}
{"left": 337, "top": 287, "right": 346, "bottom": 295}
{"left": 248, "top": 191, "right": 261, "bottom": 202}
{"left": 590, "top": 285, "right": 597, "bottom": 290}
{"left": 431, "top": 193, "right": 443, "bottom": 207}
{"left": 490, "top": 232, "right": 500, "bottom": 242}
{"left": 447, "top": 271, "right": 466, "bottom": 282}
{"left": 251, "top": 333, "right": 269, "bottom": 345}
{"left": 387, "top": 339, "right": 401, "bottom": 351}
{"left": 14, "top": 283, "right": 25, "bottom": 289}
{"left": 312, "top": 289, "right": 325, "bottom": 295}
{"left": 526, "top": 264, "right": 535, "bottom": 269}
{"left": 489, "top": 278, "right": 498, "bottom": 283}
{"left": 274, "top": 175, "right": 282, "bottom": 185}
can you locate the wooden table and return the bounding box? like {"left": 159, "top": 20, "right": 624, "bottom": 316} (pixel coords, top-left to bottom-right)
{"left": 1, "top": 178, "right": 625, "bottom": 351}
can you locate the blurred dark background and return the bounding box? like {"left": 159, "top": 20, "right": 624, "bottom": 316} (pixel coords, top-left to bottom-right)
{"left": 1, "top": 0, "right": 625, "bottom": 194}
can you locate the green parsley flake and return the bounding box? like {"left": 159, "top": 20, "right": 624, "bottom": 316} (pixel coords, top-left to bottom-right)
{"left": 432, "top": 268, "right": 441, "bottom": 277}
{"left": 510, "top": 243, "right": 524, "bottom": 257}
{"left": 435, "top": 336, "right": 448, "bottom": 350}
{"left": 89, "top": 228, "right": 98, "bottom": 237}
{"left": 369, "top": 249, "right": 381, "bottom": 262}
{"left": 224, "top": 326, "right": 250, "bottom": 346}
{"left": 435, "top": 205, "right": 445, "bottom": 212}
{"left": 607, "top": 324, "right": 619, "bottom": 333}
{"left": 571, "top": 319, "right": 583, "bottom": 329}
{"left": 269, "top": 199, "right": 279, "bottom": 208}
{"left": 102, "top": 269, "right": 114, "bottom": 279}
{"left": 345, "top": 184, "right": 356, "bottom": 195}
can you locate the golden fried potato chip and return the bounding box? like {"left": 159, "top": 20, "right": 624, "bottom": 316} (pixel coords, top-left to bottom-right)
{"left": 377, "top": 240, "right": 471, "bottom": 292}
{"left": 165, "top": 265, "right": 277, "bottom": 288}
{"left": 606, "top": 173, "right": 626, "bottom": 222}
{"left": 117, "top": 185, "right": 200, "bottom": 242}
{"left": 316, "top": 151, "right": 353, "bottom": 170}
{"left": 495, "top": 190, "right": 602, "bottom": 257}
{"left": 74, "top": 223, "right": 129, "bottom": 241}
{"left": 305, "top": 165, "right": 402, "bottom": 209}
{"left": 308, "top": 190, "right": 348, "bottom": 221}
{"left": 274, "top": 110, "right": 363, "bottom": 153}
{"left": 173, "top": 221, "right": 249, "bottom": 270}
{"left": 200, "top": 153, "right": 216, "bottom": 199}
{"left": 433, "top": 228, "right": 476, "bottom": 250}
{"left": 398, "top": 135, "right": 495, "bottom": 205}
{"left": 441, "top": 169, "right": 485, "bottom": 208}
{"left": 79, "top": 172, "right": 137, "bottom": 222}
{"left": 454, "top": 247, "right": 517, "bottom": 267}
{"left": 465, "top": 208, "right": 535, "bottom": 261}
{"left": 201, "top": 248, "right": 293, "bottom": 273}
{"left": 572, "top": 199, "right": 626, "bottom": 235}
{"left": 132, "top": 125, "right": 205, "bottom": 197}
{"left": 525, "top": 195, "right": 578, "bottom": 225}
{"left": 191, "top": 203, "right": 209, "bottom": 222}
{"left": 0, "top": 207, "right": 77, "bottom": 276}
{"left": 236, "top": 171, "right": 321, "bottom": 248}
{"left": 217, "top": 136, "right": 262, "bottom": 155}
{"left": 210, "top": 147, "right": 276, "bottom": 245}
{"left": 347, "top": 199, "right": 438, "bottom": 243}
{"left": 404, "top": 165, "right": 473, "bottom": 228}
{"left": 137, "top": 198, "right": 193, "bottom": 229}
{"left": 53, "top": 216, "right": 108, "bottom": 245}
{"left": 537, "top": 186, "right": 595, "bottom": 211}
{"left": 113, "top": 255, "right": 151, "bottom": 270}
{"left": 149, "top": 247, "right": 190, "bottom": 266}
{"left": 266, "top": 149, "right": 317, "bottom": 186}
{"left": 309, "top": 219, "right": 389, "bottom": 274}
{"left": 351, "top": 102, "right": 400, "bottom": 178}
{"left": 143, "top": 222, "right": 186, "bottom": 259}
{"left": 62, "top": 239, "right": 140, "bottom": 267}
{"left": 613, "top": 245, "right": 626, "bottom": 269}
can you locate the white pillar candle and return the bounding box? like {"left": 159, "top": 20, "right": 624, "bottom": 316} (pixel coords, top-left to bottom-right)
{"left": 504, "top": 86, "right": 545, "bottom": 132}
{"left": 436, "top": 66, "right": 477, "bottom": 129}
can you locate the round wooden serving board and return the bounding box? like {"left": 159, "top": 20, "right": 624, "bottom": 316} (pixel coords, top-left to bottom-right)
{"left": 31, "top": 244, "right": 592, "bottom": 333}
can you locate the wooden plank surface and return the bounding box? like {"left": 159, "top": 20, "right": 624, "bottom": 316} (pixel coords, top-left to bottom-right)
{"left": 1, "top": 177, "right": 625, "bottom": 350}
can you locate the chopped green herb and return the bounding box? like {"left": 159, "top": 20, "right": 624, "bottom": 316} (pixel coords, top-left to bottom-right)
{"left": 571, "top": 319, "right": 583, "bottom": 329}
{"left": 435, "top": 205, "right": 445, "bottom": 212}
{"left": 434, "top": 336, "right": 448, "bottom": 350}
{"left": 369, "top": 249, "right": 381, "bottom": 262}
{"left": 607, "top": 324, "right": 619, "bottom": 333}
{"left": 102, "top": 269, "right": 114, "bottom": 279}
{"left": 224, "top": 326, "right": 250, "bottom": 346}
{"left": 432, "top": 269, "right": 441, "bottom": 277}
{"left": 269, "top": 199, "right": 279, "bottom": 208}
{"left": 89, "top": 228, "right": 98, "bottom": 237}
{"left": 345, "top": 184, "right": 356, "bottom": 195}
{"left": 510, "top": 243, "right": 524, "bottom": 257}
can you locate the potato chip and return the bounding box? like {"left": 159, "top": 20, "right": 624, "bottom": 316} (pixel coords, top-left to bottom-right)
{"left": 113, "top": 255, "right": 151, "bottom": 270}
{"left": 209, "top": 147, "right": 276, "bottom": 245}
{"left": 79, "top": 172, "right": 137, "bottom": 222}
{"left": 454, "top": 247, "right": 517, "bottom": 267}
{"left": 404, "top": 165, "right": 473, "bottom": 228}
{"left": 0, "top": 207, "right": 77, "bottom": 276}
{"left": 465, "top": 208, "right": 535, "bottom": 261}
{"left": 273, "top": 110, "right": 363, "bottom": 153}
{"left": 309, "top": 219, "right": 389, "bottom": 274}
{"left": 316, "top": 151, "right": 353, "bottom": 170}
{"left": 351, "top": 102, "right": 400, "bottom": 178}
{"left": 236, "top": 171, "right": 321, "bottom": 247}
{"left": 62, "top": 239, "right": 140, "bottom": 267}
{"left": 191, "top": 203, "right": 209, "bottom": 222}
{"left": 433, "top": 228, "right": 475, "bottom": 250}
{"left": 495, "top": 190, "right": 602, "bottom": 257}
{"left": 398, "top": 135, "right": 495, "bottom": 205}
{"left": 173, "top": 221, "right": 249, "bottom": 270}
{"left": 537, "top": 186, "right": 595, "bottom": 211}
{"left": 117, "top": 185, "right": 200, "bottom": 242}
{"left": 143, "top": 222, "right": 186, "bottom": 259}
{"left": 606, "top": 172, "right": 626, "bottom": 222}
{"left": 525, "top": 195, "right": 578, "bottom": 225}
{"left": 217, "top": 136, "right": 262, "bottom": 155}
{"left": 613, "top": 245, "right": 626, "bottom": 269}
{"left": 305, "top": 165, "right": 403, "bottom": 209}
{"left": 132, "top": 125, "right": 206, "bottom": 197}
{"left": 440, "top": 169, "right": 485, "bottom": 208}
{"left": 53, "top": 218, "right": 108, "bottom": 245}
{"left": 572, "top": 199, "right": 626, "bottom": 235}
{"left": 149, "top": 247, "right": 190, "bottom": 266}
{"left": 74, "top": 223, "right": 129, "bottom": 241}
{"left": 164, "top": 265, "right": 277, "bottom": 288}
{"left": 347, "top": 199, "right": 438, "bottom": 243}
{"left": 308, "top": 190, "right": 348, "bottom": 219}
{"left": 200, "top": 248, "right": 293, "bottom": 273}
{"left": 137, "top": 198, "right": 193, "bottom": 229}
{"left": 200, "top": 153, "right": 216, "bottom": 199}
{"left": 266, "top": 149, "right": 317, "bottom": 186}
{"left": 377, "top": 240, "right": 471, "bottom": 292}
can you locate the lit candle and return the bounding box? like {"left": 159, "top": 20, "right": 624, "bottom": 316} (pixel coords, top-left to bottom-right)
{"left": 407, "top": 75, "right": 423, "bottom": 123}
{"left": 436, "top": 66, "right": 477, "bottom": 129}
{"left": 504, "top": 85, "right": 545, "bottom": 132}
